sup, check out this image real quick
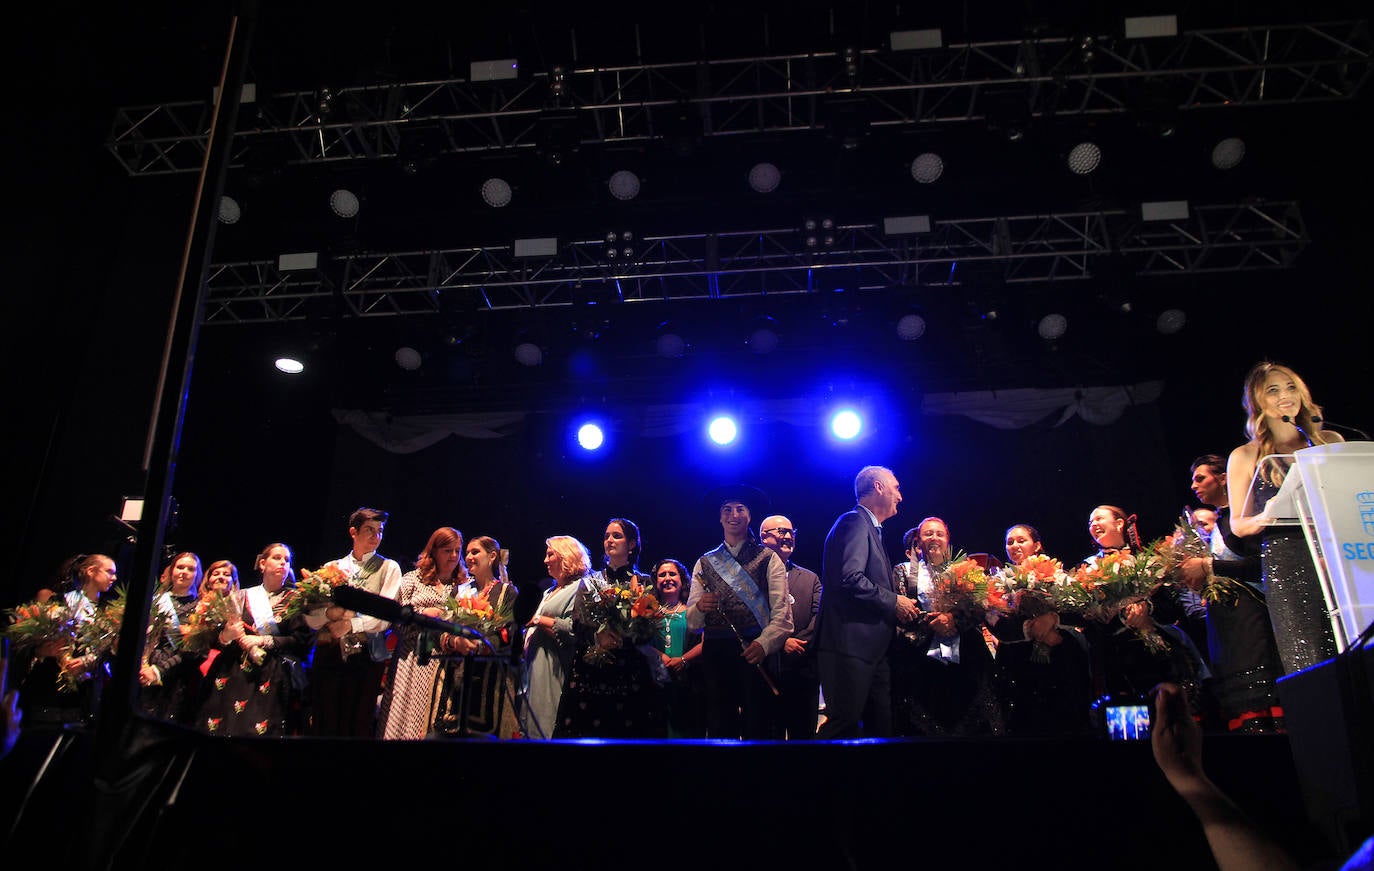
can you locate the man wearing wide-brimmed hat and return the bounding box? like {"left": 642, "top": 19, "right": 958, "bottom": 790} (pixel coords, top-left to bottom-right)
{"left": 686, "top": 484, "right": 793, "bottom": 740}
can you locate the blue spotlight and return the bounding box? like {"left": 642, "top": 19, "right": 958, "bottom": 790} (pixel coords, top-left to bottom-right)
{"left": 708, "top": 415, "right": 739, "bottom": 446}
{"left": 830, "top": 409, "right": 863, "bottom": 440}
{"left": 577, "top": 422, "right": 605, "bottom": 451}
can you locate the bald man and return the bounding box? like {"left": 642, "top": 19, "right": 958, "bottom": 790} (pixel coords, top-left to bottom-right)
{"left": 760, "top": 514, "right": 822, "bottom": 740}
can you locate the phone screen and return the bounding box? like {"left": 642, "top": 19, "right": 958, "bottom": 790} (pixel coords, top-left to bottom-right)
{"left": 1105, "top": 703, "right": 1152, "bottom": 740}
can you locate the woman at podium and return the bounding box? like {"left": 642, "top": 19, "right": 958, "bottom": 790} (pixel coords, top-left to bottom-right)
{"left": 1226, "top": 362, "right": 1344, "bottom": 674}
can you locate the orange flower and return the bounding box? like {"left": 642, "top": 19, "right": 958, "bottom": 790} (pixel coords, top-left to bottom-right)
{"left": 630, "top": 594, "right": 660, "bottom": 618}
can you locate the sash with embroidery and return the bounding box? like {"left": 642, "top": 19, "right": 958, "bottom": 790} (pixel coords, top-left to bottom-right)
{"left": 243, "top": 585, "right": 279, "bottom": 636}
{"left": 703, "top": 546, "right": 771, "bottom": 630}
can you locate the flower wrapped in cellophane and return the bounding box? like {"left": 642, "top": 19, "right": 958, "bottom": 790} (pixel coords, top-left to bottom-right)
{"left": 1053, "top": 544, "right": 1170, "bottom": 624}
{"left": 994, "top": 554, "right": 1069, "bottom": 613}
{"left": 76, "top": 586, "right": 128, "bottom": 662}
{"left": 178, "top": 590, "right": 243, "bottom": 653}
{"left": 4, "top": 598, "right": 79, "bottom": 654}
{"left": 929, "top": 553, "right": 1011, "bottom": 620}
{"left": 281, "top": 563, "right": 355, "bottom": 620}
{"left": 1155, "top": 514, "right": 1249, "bottom": 606}
{"left": 578, "top": 575, "right": 665, "bottom": 665}
{"left": 445, "top": 585, "right": 516, "bottom": 650}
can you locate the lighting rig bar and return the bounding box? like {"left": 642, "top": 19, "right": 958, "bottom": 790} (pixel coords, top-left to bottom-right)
{"left": 108, "top": 20, "right": 1370, "bottom": 176}
{"left": 202, "top": 199, "right": 1307, "bottom": 324}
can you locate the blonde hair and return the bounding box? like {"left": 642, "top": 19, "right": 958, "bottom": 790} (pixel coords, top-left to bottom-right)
{"left": 545, "top": 535, "right": 591, "bottom": 581}
{"left": 1242, "top": 362, "right": 1333, "bottom": 484}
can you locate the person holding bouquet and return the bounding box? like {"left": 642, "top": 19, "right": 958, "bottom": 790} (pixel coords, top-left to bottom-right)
{"left": 139, "top": 552, "right": 205, "bottom": 724}
{"left": 196, "top": 543, "right": 312, "bottom": 737}
{"left": 555, "top": 518, "right": 668, "bottom": 738}
{"left": 377, "top": 526, "right": 468, "bottom": 740}
{"left": 430, "top": 534, "right": 520, "bottom": 738}
{"left": 202, "top": 560, "right": 240, "bottom": 597}
{"left": 519, "top": 535, "right": 590, "bottom": 739}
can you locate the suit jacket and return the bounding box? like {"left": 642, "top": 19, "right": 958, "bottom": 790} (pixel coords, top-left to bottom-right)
{"left": 816, "top": 507, "right": 897, "bottom": 664}
{"left": 787, "top": 563, "right": 821, "bottom": 645}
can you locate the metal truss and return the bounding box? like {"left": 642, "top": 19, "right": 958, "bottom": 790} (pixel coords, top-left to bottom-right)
{"left": 202, "top": 199, "right": 1307, "bottom": 324}
{"left": 110, "top": 20, "right": 1371, "bottom": 176}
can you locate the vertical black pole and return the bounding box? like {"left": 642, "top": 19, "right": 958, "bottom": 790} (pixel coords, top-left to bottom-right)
{"left": 94, "top": 0, "right": 258, "bottom": 768}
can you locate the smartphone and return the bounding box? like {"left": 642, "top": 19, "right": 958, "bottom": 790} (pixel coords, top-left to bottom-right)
{"left": 1104, "top": 702, "right": 1152, "bottom": 741}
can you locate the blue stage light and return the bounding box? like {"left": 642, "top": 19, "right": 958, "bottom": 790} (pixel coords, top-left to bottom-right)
{"left": 830, "top": 409, "right": 863, "bottom": 440}
{"left": 577, "top": 423, "right": 605, "bottom": 450}
{"left": 708, "top": 416, "right": 739, "bottom": 445}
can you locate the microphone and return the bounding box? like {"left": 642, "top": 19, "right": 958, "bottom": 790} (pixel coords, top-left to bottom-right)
{"left": 1310, "top": 416, "right": 1372, "bottom": 441}
{"left": 331, "top": 585, "right": 481, "bottom": 638}
{"left": 1280, "top": 414, "right": 1315, "bottom": 448}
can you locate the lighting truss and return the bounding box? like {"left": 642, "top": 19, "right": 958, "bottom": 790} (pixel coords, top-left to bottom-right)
{"left": 201, "top": 200, "right": 1307, "bottom": 323}
{"left": 109, "top": 20, "right": 1371, "bottom": 175}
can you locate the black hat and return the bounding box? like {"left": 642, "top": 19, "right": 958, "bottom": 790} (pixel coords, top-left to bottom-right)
{"left": 702, "top": 484, "right": 771, "bottom": 516}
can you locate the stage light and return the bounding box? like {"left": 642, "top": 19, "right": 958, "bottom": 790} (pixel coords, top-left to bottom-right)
{"left": 748, "top": 162, "right": 781, "bottom": 193}
{"left": 1066, "top": 142, "right": 1102, "bottom": 175}
{"left": 218, "top": 196, "right": 242, "bottom": 225}
{"left": 481, "top": 177, "right": 513, "bottom": 208}
{"left": 749, "top": 327, "right": 779, "bottom": 354}
{"left": 830, "top": 410, "right": 863, "bottom": 440}
{"left": 1212, "top": 137, "right": 1246, "bottom": 170}
{"left": 329, "top": 189, "right": 360, "bottom": 218}
{"left": 608, "top": 170, "right": 641, "bottom": 200}
{"left": 514, "top": 342, "right": 543, "bottom": 366}
{"left": 708, "top": 416, "right": 739, "bottom": 446}
{"left": 394, "top": 347, "right": 422, "bottom": 370}
{"left": 1157, "top": 308, "right": 1187, "bottom": 334}
{"left": 1037, "top": 313, "right": 1068, "bottom": 340}
{"left": 910, "top": 152, "right": 944, "bottom": 184}
{"left": 656, "top": 332, "right": 685, "bottom": 358}
{"left": 896, "top": 314, "right": 926, "bottom": 341}
{"left": 274, "top": 357, "right": 304, "bottom": 374}
{"left": 577, "top": 423, "right": 605, "bottom": 451}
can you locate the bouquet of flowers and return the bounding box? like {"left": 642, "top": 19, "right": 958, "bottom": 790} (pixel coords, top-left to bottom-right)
{"left": 4, "top": 598, "right": 79, "bottom": 654}
{"left": 993, "top": 554, "right": 1069, "bottom": 613}
{"left": 929, "top": 553, "right": 1010, "bottom": 620}
{"left": 76, "top": 585, "right": 128, "bottom": 662}
{"left": 178, "top": 590, "right": 243, "bottom": 653}
{"left": 579, "top": 575, "right": 665, "bottom": 665}
{"left": 445, "top": 585, "right": 516, "bottom": 649}
{"left": 1053, "top": 544, "right": 1169, "bottom": 624}
{"left": 281, "top": 562, "right": 355, "bottom": 620}
{"left": 1156, "top": 514, "right": 1250, "bottom": 606}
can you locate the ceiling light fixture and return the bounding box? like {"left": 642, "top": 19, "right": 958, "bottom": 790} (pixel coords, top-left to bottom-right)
{"left": 748, "top": 162, "right": 781, "bottom": 193}
{"left": 910, "top": 152, "right": 944, "bottom": 184}
{"left": 608, "top": 170, "right": 641, "bottom": 200}
{"left": 1066, "top": 142, "right": 1102, "bottom": 175}
{"left": 480, "top": 177, "right": 513, "bottom": 208}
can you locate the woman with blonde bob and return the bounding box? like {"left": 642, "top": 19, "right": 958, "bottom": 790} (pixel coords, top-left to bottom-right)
{"left": 1226, "top": 361, "right": 1343, "bottom": 674}
{"left": 517, "top": 535, "right": 591, "bottom": 739}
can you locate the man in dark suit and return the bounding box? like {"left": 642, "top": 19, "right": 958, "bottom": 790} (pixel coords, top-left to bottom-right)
{"left": 759, "top": 513, "right": 822, "bottom": 740}
{"left": 816, "top": 466, "right": 919, "bottom": 739}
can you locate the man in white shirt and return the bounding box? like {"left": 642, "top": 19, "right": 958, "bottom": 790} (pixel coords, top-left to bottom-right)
{"left": 310, "top": 507, "right": 403, "bottom": 737}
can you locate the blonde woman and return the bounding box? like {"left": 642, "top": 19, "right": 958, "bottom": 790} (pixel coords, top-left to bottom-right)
{"left": 1226, "top": 361, "right": 1343, "bottom": 673}
{"left": 517, "top": 535, "right": 589, "bottom": 739}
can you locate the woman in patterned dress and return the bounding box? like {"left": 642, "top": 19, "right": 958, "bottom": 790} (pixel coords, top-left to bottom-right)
{"left": 197, "top": 543, "right": 312, "bottom": 737}
{"left": 377, "top": 527, "right": 468, "bottom": 739}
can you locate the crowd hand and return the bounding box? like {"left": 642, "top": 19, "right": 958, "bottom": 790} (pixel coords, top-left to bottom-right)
{"left": 1150, "top": 682, "right": 1206, "bottom": 792}
{"left": 895, "top": 594, "right": 920, "bottom": 623}
{"left": 325, "top": 618, "right": 353, "bottom": 640}
{"left": 35, "top": 640, "right": 65, "bottom": 660}
{"left": 220, "top": 619, "right": 246, "bottom": 645}
{"left": 442, "top": 634, "right": 477, "bottom": 655}
{"left": 138, "top": 664, "right": 161, "bottom": 687}
{"left": 665, "top": 655, "right": 687, "bottom": 673}
{"left": 783, "top": 637, "right": 807, "bottom": 655}
{"left": 419, "top": 606, "right": 445, "bottom": 619}
{"left": 238, "top": 633, "right": 270, "bottom": 649}
{"left": 324, "top": 605, "right": 348, "bottom": 622}
{"left": 741, "top": 640, "right": 766, "bottom": 665}
{"left": 928, "top": 612, "right": 958, "bottom": 638}
{"left": 1178, "top": 557, "right": 1211, "bottom": 592}
{"left": 595, "top": 628, "right": 623, "bottom": 652}
{"left": 697, "top": 592, "right": 720, "bottom": 614}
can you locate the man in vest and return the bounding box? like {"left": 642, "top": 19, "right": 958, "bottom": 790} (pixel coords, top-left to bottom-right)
{"left": 687, "top": 485, "right": 793, "bottom": 740}
{"left": 312, "top": 507, "right": 403, "bottom": 737}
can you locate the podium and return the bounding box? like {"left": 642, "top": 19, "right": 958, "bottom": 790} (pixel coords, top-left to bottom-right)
{"left": 1245, "top": 443, "right": 1374, "bottom": 652}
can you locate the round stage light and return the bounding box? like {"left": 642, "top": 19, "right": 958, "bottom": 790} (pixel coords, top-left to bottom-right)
{"left": 1211, "top": 137, "right": 1246, "bottom": 170}
{"left": 274, "top": 357, "right": 304, "bottom": 374}
{"left": 749, "top": 328, "right": 779, "bottom": 355}
{"left": 748, "top": 162, "right": 782, "bottom": 193}
{"left": 910, "top": 152, "right": 944, "bottom": 184}
{"left": 708, "top": 416, "right": 739, "bottom": 446}
{"left": 608, "top": 170, "right": 641, "bottom": 200}
{"left": 219, "top": 196, "right": 242, "bottom": 225}
{"left": 1157, "top": 308, "right": 1187, "bottom": 335}
{"left": 1066, "top": 142, "right": 1102, "bottom": 175}
{"left": 896, "top": 314, "right": 926, "bottom": 341}
{"left": 480, "top": 177, "right": 513, "bottom": 208}
{"left": 577, "top": 423, "right": 605, "bottom": 451}
{"left": 655, "top": 332, "right": 685, "bottom": 358}
{"left": 1037, "top": 313, "right": 1068, "bottom": 340}
{"left": 514, "top": 342, "right": 543, "bottom": 366}
{"left": 329, "top": 188, "right": 360, "bottom": 218}
{"left": 830, "top": 410, "right": 863, "bottom": 440}
{"left": 394, "top": 347, "right": 422, "bottom": 370}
